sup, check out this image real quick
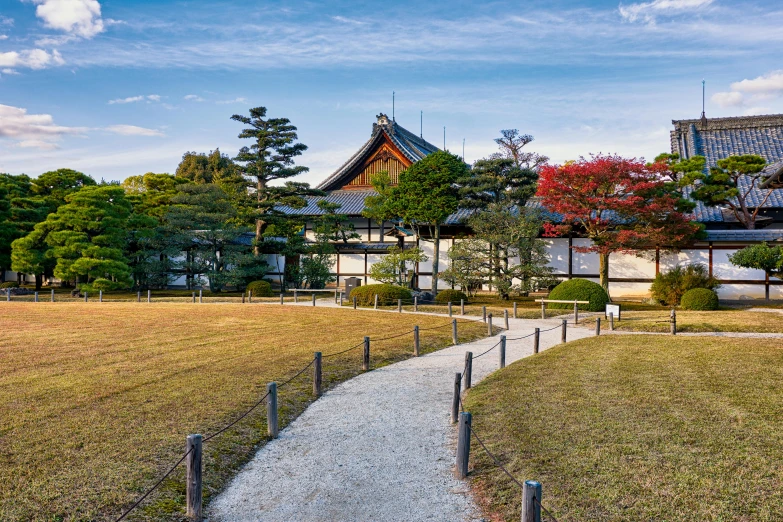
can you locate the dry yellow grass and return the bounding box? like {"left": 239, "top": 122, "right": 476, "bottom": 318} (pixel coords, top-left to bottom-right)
{"left": 581, "top": 309, "right": 783, "bottom": 333}
{"left": 0, "top": 303, "right": 487, "bottom": 521}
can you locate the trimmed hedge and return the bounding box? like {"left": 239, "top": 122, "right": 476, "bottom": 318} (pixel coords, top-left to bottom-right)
{"left": 0, "top": 282, "right": 19, "bottom": 289}
{"left": 435, "top": 289, "right": 468, "bottom": 304}
{"left": 547, "top": 278, "right": 610, "bottom": 312}
{"left": 246, "top": 280, "right": 274, "bottom": 297}
{"left": 680, "top": 288, "right": 719, "bottom": 311}
{"left": 350, "top": 284, "right": 412, "bottom": 306}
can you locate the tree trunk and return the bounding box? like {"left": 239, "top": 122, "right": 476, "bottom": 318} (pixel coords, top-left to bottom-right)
{"left": 35, "top": 273, "right": 43, "bottom": 291}
{"left": 254, "top": 178, "right": 266, "bottom": 255}
{"left": 0, "top": 268, "right": 5, "bottom": 283}
{"left": 432, "top": 224, "right": 440, "bottom": 295}
{"left": 599, "top": 252, "right": 610, "bottom": 295}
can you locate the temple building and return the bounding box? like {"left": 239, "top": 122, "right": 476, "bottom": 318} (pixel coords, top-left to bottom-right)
{"left": 276, "top": 112, "right": 783, "bottom": 300}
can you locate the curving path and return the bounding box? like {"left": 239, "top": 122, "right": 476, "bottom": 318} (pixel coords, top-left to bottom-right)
{"left": 209, "top": 307, "right": 592, "bottom": 522}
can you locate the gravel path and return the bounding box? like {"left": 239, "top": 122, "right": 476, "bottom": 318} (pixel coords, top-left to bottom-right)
{"left": 208, "top": 311, "right": 592, "bottom": 522}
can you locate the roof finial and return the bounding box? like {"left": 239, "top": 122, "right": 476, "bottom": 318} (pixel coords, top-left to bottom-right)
{"left": 701, "top": 79, "right": 707, "bottom": 127}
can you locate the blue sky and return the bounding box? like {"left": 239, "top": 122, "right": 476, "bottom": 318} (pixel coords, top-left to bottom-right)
{"left": 1, "top": 0, "right": 782, "bottom": 186}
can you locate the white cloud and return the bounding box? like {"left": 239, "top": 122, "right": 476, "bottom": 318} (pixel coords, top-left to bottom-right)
{"left": 184, "top": 94, "right": 205, "bottom": 102}
{"left": 33, "top": 0, "right": 105, "bottom": 39}
{"left": 0, "top": 35, "right": 8, "bottom": 41}
{"left": 1, "top": 68, "right": 20, "bottom": 75}
{"left": 216, "top": 97, "right": 247, "bottom": 105}
{"left": 619, "top": 0, "right": 713, "bottom": 23}
{"left": 34, "top": 34, "right": 79, "bottom": 46}
{"left": 0, "top": 49, "right": 64, "bottom": 70}
{"left": 711, "top": 91, "right": 744, "bottom": 108}
{"left": 0, "top": 104, "right": 86, "bottom": 151}
{"left": 730, "top": 70, "right": 783, "bottom": 95}
{"left": 743, "top": 106, "right": 772, "bottom": 116}
{"left": 0, "top": 16, "right": 12, "bottom": 27}
{"left": 107, "top": 94, "right": 161, "bottom": 104}
{"left": 104, "top": 125, "right": 165, "bottom": 137}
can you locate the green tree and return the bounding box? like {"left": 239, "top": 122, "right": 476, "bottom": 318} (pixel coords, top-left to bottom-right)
{"left": 492, "top": 129, "right": 548, "bottom": 170}
{"left": 231, "top": 107, "right": 323, "bottom": 253}
{"left": 0, "top": 174, "right": 50, "bottom": 282}
{"left": 31, "top": 168, "right": 97, "bottom": 211}
{"left": 688, "top": 155, "right": 770, "bottom": 230}
{"left": 459, "top": 157, "right": 537, "bottom": 210}
{"left": 729, "top": 242, "right": 783, "bottom": 299}
{"left": 364, "top": 151, "right": 467, "bottom": 294}
{"left": 369, "top": 247, "right": 428, "bottom": 286}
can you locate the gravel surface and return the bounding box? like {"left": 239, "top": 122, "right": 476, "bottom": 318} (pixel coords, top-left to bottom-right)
{"left": 208, "top": 312, "right": 592, "bottom": 522}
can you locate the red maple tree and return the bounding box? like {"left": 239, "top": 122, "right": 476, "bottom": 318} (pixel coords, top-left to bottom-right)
{"left": 536, "top": 154, "right": 702, "bottom": 291}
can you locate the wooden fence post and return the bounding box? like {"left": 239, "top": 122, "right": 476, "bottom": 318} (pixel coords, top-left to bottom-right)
{"left": 334, "top": 289, "right": 338, "bottom": 303}
{"left": 398, "top": 299, "right": 402, "bottom": 313}
{"left": 99, "top": 290, "right": 103, "bottom": 303}
{"left": 464, "top": 351, "right": 473, "bottom": 390}
{"left": 199, "top": 289, "right": 202, "bottom": 304}
{"left": 34, "top": 291, "right": 39, "bottom": 303}
{"left": 609, "top": 312, "right": 614, "bottom": 331}
{"left": 361, "top": 336, "right": 371, "bottom": 370}
{"left": 455, "top": 412, "right": 472, "bottom": 479}
{"left": 573, "top": 301, "right": 578, "bottom": 324}
{"left": 504, "top": 309, "right": 509, "bottom": 330}
{"left": 595, "top": 317, "right": 601, "bottom": 336}
{"left": 353, "top": 296, "right": 357, "bottom": 310}
{"left": 487, "top": 314, "right": 493, "bottom": 336}
{"left": 147, "top": 289, "right": 151, "bottom": 303}
{"left": 294, "top": 289, "right": 298, "bottom": 303}
{"left": 541, "top": 300, "right": 546, "bottom": 319}
{"left": 6, "top": 290, "right": 9, "bottom": 302}
{"left": 279, "top": 293, "right": 284, "bottom": 305}
{"left": 482, "top": 306, "right": 487, "bottom": 323}
{"left": 533, "top": 328, "right": 540, "bottom": 354}
{"left": 192, "top": 292, "right": 195, "bottom": 303}
{"left": 451, "top": 372, "right": 461, "bottom": 424}
{"left": 249, "top": 290, "right": 252, "bottom": 303}
{"left": 51, "top": 289, "right": 55, "bottom": 302}
{"left": 414, "top": 296, "right": 418, "bottom": 312}
{"left": 521, "top": 480, "right": 542, "bottom": 522}
{"left": 671, "top": 309, "right": 677, "bottom": 335}
{"left": 374, "top": 294, "right": 378, "bottom": 309}
{"left": 137, "top": 291, "right": 141, "bottom": 303}
{"left": 499, "top": 335, "right": 506, "bottom": 369}
{"left": 185, "top": 434, "right": 203, "bottom": 520}
{"left": 242, "top": 293, "right": 245, "bottom": 304}
{"left": 461, "top": 299, "right": 465, "bottom": 315}
{"left": 413, "top": 326, "right": 420, "bottom": 356}
{"left": 340, "top": 292, "right": 344, "bottom": 307}
{"left": 312, "top": 293, "right": 316, "bottom": 307}
{"left": 513, "top": 301, "right": 518, "bottom": 319}
{"left": 452, "top": 319, "right": 458, "bottom": 345}
{"left": 267, "top": 382, "right": 278, "bottom": 438}
{"left": 313, "top": 352, "right": 322, "bottom": 397}
{"left": 84, "top": 292, "right": 88, "bottom": 303}
{"left": 448, "top": 301, "right": 453, "bottom": 317}
{"left": 561, "top": 319, "right": 567, "bottom": 344}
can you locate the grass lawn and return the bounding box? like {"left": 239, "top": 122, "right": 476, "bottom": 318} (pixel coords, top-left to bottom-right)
{"left": 0, "top": 303, "right": 488, "bottom": 521}
{"left": 580, "top": 309, "right": 783, "bottom": 333}
{"left": 464, "top": 335, "right": 783, "bottom": 521}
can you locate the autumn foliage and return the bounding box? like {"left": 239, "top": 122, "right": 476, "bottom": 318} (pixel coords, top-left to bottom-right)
{"left": 536, "top": 154, "right": 702, "bottom": 289}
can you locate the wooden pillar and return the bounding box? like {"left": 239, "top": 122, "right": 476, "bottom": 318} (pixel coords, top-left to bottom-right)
{"left": 267, "top": 382, "right": 278, "bottom": 438}
{"left": 313, "top": 352, "right": 322, "bottom": 397}
{"left": 185, "top": 434, "right": 203, "bottom": 519}
{"left": 413, "top": 326, "right": 420, "bottom": 356}
{"left": 455, "top": 412, "right": 472, "bottom": 479}
{"left": 499, "top": 335, "right": 506, "bottom": 368}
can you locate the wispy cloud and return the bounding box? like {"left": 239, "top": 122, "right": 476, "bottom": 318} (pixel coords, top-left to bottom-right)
{"left": 104, "top": 124, "right": 165, "bottom": 137}
{"left": 32, "top": 0, "right": 105, "bottom": 38}
{"left": 619, "top": 0, "right": 713, "bottom": 24}
{"left": 711, "top": 70, "right": 783, "bottom": 111}
{"left": 0, "top": 104, "right": 87, "bottom": 150}
{"left": 184, "top": 94, "right": 205, "bottom": 102}
{"left": 107, "top": 94, "right": 162, "bottom": 104}
{"left": 0, "top": 16, "right": 13, "bottom": 27}
{"left": 0, "top": 35, "right": 8, "bottom": 41}
{"left": 0, "top": 49, "right": 65, "bottom": 70}
{"left": 216, "top": 97, "right": 247, "bottom": 105}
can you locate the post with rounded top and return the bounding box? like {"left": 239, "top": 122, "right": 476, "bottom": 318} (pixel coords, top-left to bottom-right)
{"left": 99, "top": 290, "right": 102, "bottom": 303}
{"left": 534, "top": 328, "right": 540, "bottom": 354}
{"left": 521, "top": 480, "right": 542, "bottom": 522}
{"left": 363, "top": 336, "right": 370, "bottom": 371}
{"left": 513, "top": 301, "right": 518, "bottom": 319}
{"left": 455, "top": 411, "right": 472, "bottom": 479}
{"left": 464, "top": 351, "right": 473, "bottom": 390}
{"left": 595, "top": 317, "right": 601, "bottom": 336}
{"left": 452, "top": 319, "right": 458, "bottom": 345}
{"left": 185, "top": 434, "right": 203, "bottom": 520}
{"left": 487, "top": 314, "right": 493, "bottom": 336}
{"left": 499, "top": 335, "right": 506, "bottom": 368}
{"left": 413, "top": 325, "right": 420, "bottom": 356}
{"left": 266, "top": 382, "right": 278, "bottom": 438}
{"left": 609, "top": 312, "right": 614, "bottom": 331}
{"left": 670, "top": 308, "right": 677, "bottom": 335}
{"left": 448, "top": 301, "right": 453, "bottom": 317}
{"left": 461, "top": 298, "right": 465, "bottom": 315}
{"left": 313, "top": 352, "right": 322, "bottom": 397}
{"left": 541, "top": 300, "right": 546, "bottom": 319}
{"left": 504, "top": 309, "right": 509, "bottom": 330}
{"left": 573, "top": 300, "right": 578, "bottom": 324}
{"left": 451, "top": 372, "right": 461, "bottom": 423}
{"left": 561, "top": 319, "right": 567, "bottom": 344}
{"left": 312, "top": 293, "right": 316, "bottom": 307}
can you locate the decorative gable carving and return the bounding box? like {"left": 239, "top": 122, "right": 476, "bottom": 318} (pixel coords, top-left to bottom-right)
{"left": 345, "top": 142, "right": 410, "bottom": 188}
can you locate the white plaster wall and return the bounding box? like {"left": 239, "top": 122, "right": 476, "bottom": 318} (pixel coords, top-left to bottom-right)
{"left": 545, "top": 239, "right": 569, "bottom": 274}
{"left": 717, "top": 284, "right": 767, "bottom": 300}
{"left": 770, "top": 286, "right": 783, "bottom": 299}
{"left": 571, "top": 238, "right": 600, "bottom": 275}
{"left": 608, "top": 252, "right": 656, "bottom": 279}
{"left": 339, "top": 254, "right": 365, "bottom": 274}
{"left": 712, "top": 249, "right": 766, "bottom": 281}
{"left": 659, "top": 249, "right": 710, "bottom": 271}
{"left": 608, "top": 282, "right": 652, "bottom": 298}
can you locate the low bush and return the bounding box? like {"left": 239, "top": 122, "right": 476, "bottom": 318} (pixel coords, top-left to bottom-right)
{"left": 680, "top": 288, "right": 719, "bottom": 310}
{"left": 246, "top": 280, "right": 273, "bottom": 297}
{"left": 350, "top": 284, "right": 412, "bottom": 306}
{"left": 0, "top": 282, "right": 19, "bottom": 289}
{"left": 547, "top": 278, "right": 610, "bottom": 312}
{"left": 650, "top": 264, "right": 721, "bottom": 306}
{"left": 435, "top": 289, "right": 468, "bottom": 304}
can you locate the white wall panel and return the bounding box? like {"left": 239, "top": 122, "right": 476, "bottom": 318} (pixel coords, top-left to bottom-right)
{"left": 609, "top": 252, "right": 656, "bottom": 279}
{"left": 713, "top": 249, "right": 766, "bottom": 280}
{"left": 659, "top": 249, "right": 710, "bottom": 271}
{"left": 571, "top": 238, "right": 600, "bottom": 274}
{"left": 339, "top": 254, "right": 365, "bottom": 273}
{"left": 717, "top": 284, "right": 766, "bottom": 300}
{"left": 608, "top": 282, "right": 651, "bottom": 298}
{"left": 545, "top": 239, "right": 569, "bottom": 274}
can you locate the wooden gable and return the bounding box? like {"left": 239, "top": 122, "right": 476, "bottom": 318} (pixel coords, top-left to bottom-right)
{"left": 344, "top": 137, "right": 412, "bottom": 189}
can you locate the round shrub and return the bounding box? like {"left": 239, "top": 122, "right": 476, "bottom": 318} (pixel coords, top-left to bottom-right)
{"left": 0, "top": 281, "right": 19, "bottom": 289}
{"left": 247, "top": 280, "right": 273, "bottom": 297}
{"left": 435, "top": 289, "right": 468, "bottom": 304}
{"left": 680, "top": 288, "right": 719, "bottom": 310}
{"left": 547, "top": 278, "right": 610, "bottom": 312}
{"left": 350, "top": 284, "right": 412, "bottom": 306}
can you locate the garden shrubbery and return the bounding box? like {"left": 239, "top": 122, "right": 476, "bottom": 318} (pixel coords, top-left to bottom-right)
{"left": 650, "top": 264, "right": 720, "bottom": 306}
{"left": 547, "top": 278, "right": 610, "bottom": 312}
{"left": 246, "top": 280, "right": 273, "bottom": 297}
{"left": 435, "top": 289, "right": 468, "bottom": 304}
{"left": 0, "top": 282, "right": 19, "bottom": 289}
{"left": 350, "top": 284, "right": 412, "bottom": 306}
{"left": 681, "top": 288, "right": 720, "bottom": 310}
